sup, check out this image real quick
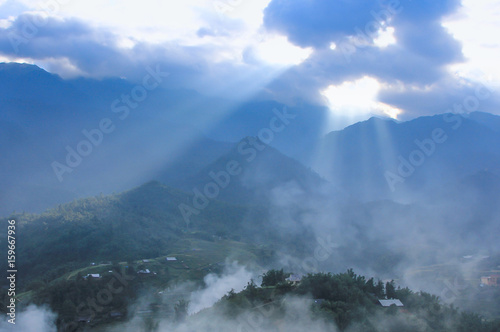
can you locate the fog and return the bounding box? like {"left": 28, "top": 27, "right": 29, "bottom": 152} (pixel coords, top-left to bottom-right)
{"left": 263, "top": 175, "right": 500, "bottom": 289}
{"left": 2, "top": 67, "right": 499, "bottom": 331}
{"left": 187, "top": 262, "right": 255, "bottom": 314}
{"left": 5, "top": 113, "right": 500, "bottom": 330}
{"left": 1, "top": 0, "right": 500, "bottom": 329}
{"left": 0, "top": 305, "right": 56, "bottom": 332}
{"left": 100, "top": 160, "right": 498, "bottom": 330}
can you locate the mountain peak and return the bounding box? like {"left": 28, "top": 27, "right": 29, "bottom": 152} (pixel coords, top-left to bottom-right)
{"left": 0, "top": 62, "right": 50, "bottom": 76}
{"left": 326, "top": 115, "right": 396, "bottom": 138}
{"left": 0, "top": 62, "right": 64, "bottom": 91}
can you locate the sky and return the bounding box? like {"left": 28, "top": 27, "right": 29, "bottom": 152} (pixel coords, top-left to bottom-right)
{"left": 0, "top": 0, "right": 499, "bottom": 123}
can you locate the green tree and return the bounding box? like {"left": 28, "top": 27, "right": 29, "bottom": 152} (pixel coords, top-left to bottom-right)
{"left": 261, "top": 269, "right": 287, "bottom": 287}
{"left": 59, "top": 299, "right": 77, "bottom": 322}
{"left": 385, "top": 280, "right": 397, "bottom": 299}
{"left": 245, "top": 279, "right": 259, "bottom": 301}
{"left": 375, "top": 280, "right": 385, "bottom": 298}
{"left": 457, "top": 312, "right": 484, "bottom": 332}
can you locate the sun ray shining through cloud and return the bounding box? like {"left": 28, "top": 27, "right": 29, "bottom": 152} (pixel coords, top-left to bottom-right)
{"left": 321, "top": 76, "right": 403, "bottom": 121}
{"left": 253, "top": 34, "right": 312, "bottom": 66}
{"left": 2, "top": 4, "right": 500, "bottom": 329}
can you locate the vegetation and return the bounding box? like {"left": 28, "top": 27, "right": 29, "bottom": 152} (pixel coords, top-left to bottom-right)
{"left": 216, "top": 269, "right": 500, "bottom": 332}
{"left": 261, "top": 268, "right": 288, "bottom": 287}
{"left": 0, "top": 181, "right": 273, "bottom": 289}
{"left": 1, "top": 181, "right": 499, "bottom": 331}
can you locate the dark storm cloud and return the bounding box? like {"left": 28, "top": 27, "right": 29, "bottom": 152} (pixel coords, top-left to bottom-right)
{"left": 0, "top": 14, "right": 214, "bottom": 83}
{"left": 0, "top": 0, "right": 495, "bottom": 120}
{"left": 263, "top": 0, "right": 383, "bottom": 48}
{"left": 263, "top": 0, "right": 462, "bottom": 52}
{"left": 0, "top": 14, "right": 128, "bottom": 72}
{"left": 261, "top": 0, "right": 476, "bottom": 117}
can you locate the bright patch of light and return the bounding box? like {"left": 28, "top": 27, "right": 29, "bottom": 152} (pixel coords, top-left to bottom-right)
{"left": 11, "top": 0, "right": 271, "bottom": 46}
{"left": 323, "top": 76, "right": 379, "bottom": 111}
{"left": 0, "top": 55, "right": 34, "bottom": 64}
{"left": 374, "top": 27, "right": 396, "bottom": 48}
{"left": 37, "top": 57, "right": 88, "bottom": 78}
{"left": 116, "top": 37, "right": 136, "bottom": 50}
{"left": 0, "top": 17, "right": 13, "bottom": 29}
{"left": 213, "top": 0, "right": 271, "bottom": 27}
{"left": 255, "top": 35, "right": 312, "bottom": 66}
{"left": 321, "top": 76, "right": 402, "bottom": 119}
{"left": 330, "top": 42, "right": 337, "bottom": 50}
{"left": 377, "top": 102, "right": 402, "bottom": 119}
{"left": 9, "top": 0, "right": 290, "bottom": 74}
{"left": 443, "top": 0, "right": 500, "bottom": 85}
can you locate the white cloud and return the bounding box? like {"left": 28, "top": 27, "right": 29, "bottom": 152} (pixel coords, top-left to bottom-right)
{"left": 321, "top": 76, "right": 402, "bottom": 119}
{"left": 443, "top": 0, "right": 500, "bottom": 85}
{"left": 0, "top": 305, "right": 56, "bottom": 332}
{"left": 0, "top": 16, "right": 14, "bottom": 28}
{"left": 187, "top": 262, "right": 254, "bottom": 314}
{"left": 374, "top": 26, "right": 396, "bottom": 48}
{"left": 4, "top": 0, "right": 315, "bottom": 70}
{"left": 13, "top": 0, "right": 271, "bottom": 49}
{"left": 254, "top": 34, "right": 313, "bottom": 66}
{"left": 2, "top": 0, "right": 498, "bottom": 120}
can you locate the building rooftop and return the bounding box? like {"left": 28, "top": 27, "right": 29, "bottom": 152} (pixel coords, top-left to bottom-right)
{"left": 286, "top": 274, "right": 303, "bottom": 282}
{"left": 379, "top": 299, "right": 404, "bottom": 307}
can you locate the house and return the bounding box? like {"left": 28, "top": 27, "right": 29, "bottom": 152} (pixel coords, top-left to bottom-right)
{"left": 286, "top": 274, "right": 303, "bottom": 285}
{"left": 481, "top": 275, "right": 500, "bottom": 286}
{"left": 378, "top": 299, "right": 404, "bottom": 307}
{"left": 142, "top": 259, "right": 150, "bottom": 263}
{"left": 83, "top": 274, "right": 101, "bottom": 279}
{"left": 166, "top": 257, "right": 177, "bottom": 261}
{"left": 137, "top": 269, "right": 151, "bottom": 275}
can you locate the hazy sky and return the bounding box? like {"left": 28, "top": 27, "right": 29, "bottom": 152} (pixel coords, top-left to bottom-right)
{"left": 0, "top": 0, "right": 499, "bottom": 121}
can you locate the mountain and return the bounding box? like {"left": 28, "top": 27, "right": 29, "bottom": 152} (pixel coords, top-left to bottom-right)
{"left": 0, "top": 63, "right": 326, "bottom": 216}
{"left": 179, "top": 136, "right": 328, "bottom": 206}
{"left": 0, "top": 181, "right": 274, "bottom": 285}
{"left": 0, "top": 63, "right": 236, "bottom": 215}
{"left": 468, "top": 111, "right": 500, "bottom": 133}
{"left": 191, "top": 270, "right": 500, "bottom": 332}
{"left": 314, "top": 113, "right": 500, "bottom": 201}
{"left": 425, "top": 170, "right": 500, "bottom": 245}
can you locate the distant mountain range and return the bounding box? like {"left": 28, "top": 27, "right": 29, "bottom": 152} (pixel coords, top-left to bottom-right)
{"left": 314, "top": 113, "right": 500, "bottom": 201}
{"left": 174, "top": 136, "right": 326, "bottom": 206}
{"left": 0, "top": 63, "right": 325, "bottom": 215}
{"left": 2, "top": 63, "right": 500, "bottom": 332}
{"left": 1, "top": 62, "right": 500, "bottom": 217}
